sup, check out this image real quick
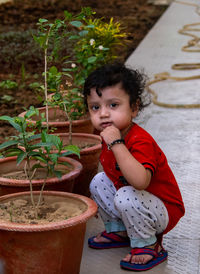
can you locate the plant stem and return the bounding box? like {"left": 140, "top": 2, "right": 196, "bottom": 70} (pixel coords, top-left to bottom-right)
{"left": 44, "top": 27, "right": 52, "bottom": 133}
{"left": 25, "top": 159, "right": 36, "bottom": 211}
{"left": 36, "top": 174, "right": 47, "bottom": 212}
{"left": 63, "top": 103, "right": 72, "bottom": 145}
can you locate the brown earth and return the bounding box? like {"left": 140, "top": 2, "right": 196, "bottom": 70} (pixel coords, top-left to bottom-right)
{"left": 0, "top": 0, "right": 168, "bottom": 142}
{"left": 0, "top": 195, "right": 87, "bottom": 224}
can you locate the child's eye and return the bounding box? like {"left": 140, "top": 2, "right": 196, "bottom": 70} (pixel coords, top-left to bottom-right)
{"left": 91, "top": 105, "right": 99, "bottom": 111}
{"left": 110, "top": 103, "right": 118, "bottom": 108}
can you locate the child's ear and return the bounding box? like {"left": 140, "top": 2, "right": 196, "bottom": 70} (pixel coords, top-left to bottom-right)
{"left": 131, "top": 101, "right": 139, "bottom": 118}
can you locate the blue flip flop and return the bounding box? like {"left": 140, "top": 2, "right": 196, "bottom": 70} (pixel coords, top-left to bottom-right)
{"left": 120, "top": 243, "right": 168, "bottom": 271}
{"left": 88, "top": 230, "right": 130, "bottom": 249}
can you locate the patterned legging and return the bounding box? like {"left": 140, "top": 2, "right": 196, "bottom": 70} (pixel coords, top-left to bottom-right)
{"left": 90, "top": 172, "right": 169, "bottom": 248}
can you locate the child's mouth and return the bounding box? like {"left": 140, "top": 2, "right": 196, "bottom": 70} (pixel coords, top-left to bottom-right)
{"left": 101, "top": 122, "right": 112, "bottom": 128}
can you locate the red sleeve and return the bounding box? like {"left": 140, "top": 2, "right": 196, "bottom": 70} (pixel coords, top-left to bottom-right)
{"left": 128, "top": 139, "right": 157, "bottom": 176}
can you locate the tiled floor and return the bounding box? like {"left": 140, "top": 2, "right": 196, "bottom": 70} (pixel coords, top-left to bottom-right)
{"left": 80, "top": 1, "right": 200, "bottom": 273}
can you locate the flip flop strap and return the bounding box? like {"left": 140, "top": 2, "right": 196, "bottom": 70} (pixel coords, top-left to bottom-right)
{"left": 101, "top": 231, "right": 128, "bottom": 242}
{"left": 131, "top": 247, "right": 158, "bottom": 258}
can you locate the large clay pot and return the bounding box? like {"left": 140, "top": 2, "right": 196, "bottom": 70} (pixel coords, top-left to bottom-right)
{"left": 0, "top": 156, "right": 82, "bottom": 196}
{"left": 58, "top": 133, "right": 102, "bottom": 197}
{"left": 19, "top": 106, "right": 94, "bottom": 134}
{"left": 0, "top": 190, "right": 97, "bottom": 274}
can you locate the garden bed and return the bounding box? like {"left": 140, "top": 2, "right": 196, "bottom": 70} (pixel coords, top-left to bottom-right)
{"left": 0, "top": 0, "right": 167, "bottom": 142}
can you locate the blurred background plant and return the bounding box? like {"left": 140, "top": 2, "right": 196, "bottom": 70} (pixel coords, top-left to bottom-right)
{"left": 63, "top": 9, "right": 127, "bottom": 88}
{"left": 31, "top": 7, "right": 127, "bottom": 131}
{"left": 33, "top": 7, "right": 127, "bottom": 95}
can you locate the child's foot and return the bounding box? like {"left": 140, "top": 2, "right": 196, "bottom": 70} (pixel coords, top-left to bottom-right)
{"left": 122, "top": 242, "right": 162, "bottom": 264}
{"left": 120, "top": 242, "right": 168, "bottom": 271}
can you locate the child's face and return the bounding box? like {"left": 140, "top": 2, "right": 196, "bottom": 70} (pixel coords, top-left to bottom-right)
{"left": 87, "top": 83, "right": 138, "bottom": 134}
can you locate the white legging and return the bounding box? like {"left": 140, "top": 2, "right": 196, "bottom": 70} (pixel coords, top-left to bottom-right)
{"left": 90, "top": 172, "right": 169, "bottom": 248}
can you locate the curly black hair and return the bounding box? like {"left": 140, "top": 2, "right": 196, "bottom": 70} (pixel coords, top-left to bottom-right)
{"left": 83, "top": 62, "right": 150, "bottom": 112}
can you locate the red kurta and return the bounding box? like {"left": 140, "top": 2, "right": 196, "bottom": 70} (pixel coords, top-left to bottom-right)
{"left": 100, "top": 123, "right": 185, "bottom": 234}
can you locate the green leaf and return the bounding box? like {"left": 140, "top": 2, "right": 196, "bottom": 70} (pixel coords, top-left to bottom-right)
{"left": 47, "top": 134, "right": 60, "bottom": 145}
{"left": 39, "top": 18, "right": 48, "bottom": 23}
{"left": 85, "top": 24, "right": 95, "bottom": 29}
{"left": 70, "top": 21, "right": 83, "bottom": 28}
{"left": 16, "top": 151, "right": 27, "bottom": 165}
{"left": 64, "top": 10, "right": 73, "bottom": 20}
{"left": 68, "top": 35, "right": 80, "bottom": 40}
{"left": 78, "top": 30, "right": 88, "bottom": 36}
{"left": 33, "top": 156, "right": 47, "bottom": 163}
{"left": 31, "top": 142, "right": 53, "bottom": 149}
{"left": 53, "top": 170, "right": 62, "bottom": 178}
{"left": 62, "top": 145, "right": 80, "bottom": 157}
{"left": 27, "top": 133, "right": 42, "bottom": 142}
{"left": 0, "top": 139, "right": 19, "bottom": 150}
{"left": 25, "top": 109, "right": 36, "bottom": 119}
{"left": 0, "top": 116, "right": 22, "bottom": 132}
{"left": 49, "top": 66, "right": 58, "bottom": 74}
{"left": 5, "top": 148, "right": 24, "bottom": 157}
{"left": 49, "top": 153, "right": 58, "bottom": 164}
{"left": 62, "top": 73, "right": 73, "bottom": 78}
{"left": 87, "top": 56, "right": 97, "bottom": 63}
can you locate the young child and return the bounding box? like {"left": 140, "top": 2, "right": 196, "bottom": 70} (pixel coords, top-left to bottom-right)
{"left": 83, "top": 63, "right": 185, "bottom": 271}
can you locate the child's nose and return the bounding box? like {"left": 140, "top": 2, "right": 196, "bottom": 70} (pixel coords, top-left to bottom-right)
{"left": 100, "top": 107, "right": 109, "bottom": 117}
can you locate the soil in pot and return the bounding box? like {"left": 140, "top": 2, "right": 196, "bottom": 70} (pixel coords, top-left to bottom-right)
{"left": 0, "top": 192, "right": 87, "bottom": 224}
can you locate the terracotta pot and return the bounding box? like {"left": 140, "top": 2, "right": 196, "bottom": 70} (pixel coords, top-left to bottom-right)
{"left": 0, "top": 191, "right": 97, "bottom": 274}
{"left": 0, "top": 156, "right": 82, "bottom": 196}
{"left": 19, "top": 106, "right": 94, "bottom": 134}
{"left": 57, "top": 133, "right": 102, "bottom": 197}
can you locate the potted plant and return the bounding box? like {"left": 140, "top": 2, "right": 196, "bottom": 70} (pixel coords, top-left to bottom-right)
{"left": 0, "top": 107, "right": 82, "bottom": 196}
{"left": 0, "top": 108, "right": 98, "bottom": 273}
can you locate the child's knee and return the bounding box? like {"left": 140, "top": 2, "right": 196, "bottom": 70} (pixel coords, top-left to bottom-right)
{"left": 115, "top": 186, "right": 133, "bottom": 209}
{"left": 114, "top": 186, "right": 142, "bottom": 212}
{"left": 89, "top": 172, "right": 106, "bottom": 195}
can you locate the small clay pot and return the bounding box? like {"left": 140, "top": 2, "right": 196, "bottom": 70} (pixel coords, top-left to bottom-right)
{"left": 57, "top": 133, "right": 102, "bottom": 197}
{"left": 19, "top": 106, "right": 94, "bottom": 134}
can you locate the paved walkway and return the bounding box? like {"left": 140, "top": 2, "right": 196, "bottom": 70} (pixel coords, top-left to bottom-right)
{"left": 80, "top": 0, "right": 200, "bottom": 273}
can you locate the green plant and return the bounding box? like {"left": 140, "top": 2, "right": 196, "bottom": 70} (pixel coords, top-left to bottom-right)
{"left": 0, "top": 106, "right": 80, "bottom": 218}
{"left": 0, "top": 95, "right": 15, "bottom": 103}
{"left": 0, "top": 80, "right": 18, "bottom": 90}
{"left": 65, "top": 15, "right": 127, "bottom": 87}
{"left": 32, "top": 7, "right": 127, "bottom": 132}
{"left": 47, "top": 66, "right": 62, "bottom": 93}
{"left": 33, "top": 17, "right": 68, "bottom": 131}
{"left": 48, "top": 84, "right": 86, "bottom": 144}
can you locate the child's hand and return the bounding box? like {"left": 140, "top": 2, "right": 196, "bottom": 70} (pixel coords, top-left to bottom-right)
{"left": 100, "top": 125, "right": 121, "bottom": 145}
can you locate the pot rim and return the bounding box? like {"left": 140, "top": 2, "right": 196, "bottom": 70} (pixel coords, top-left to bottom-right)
{"left": 19, "top": 106, "right": 91, "bottom": 126}
{"left": 0, "top": 190, "right": 97, "bottom": 231}
{"left": 53, "top": 133, "right": 102, "bottom": 155}
{"left": 0, "top": 156, "right": 82, "bottom": 186}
